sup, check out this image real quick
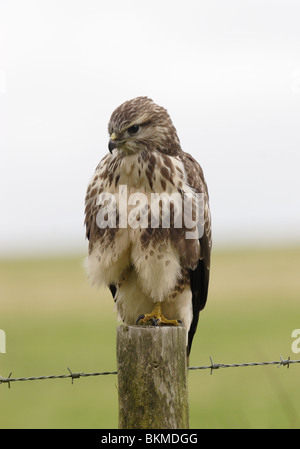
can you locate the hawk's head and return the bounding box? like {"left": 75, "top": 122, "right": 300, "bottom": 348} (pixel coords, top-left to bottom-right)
{"left": 107, "top": 96, "right": 181, "bottom": 155}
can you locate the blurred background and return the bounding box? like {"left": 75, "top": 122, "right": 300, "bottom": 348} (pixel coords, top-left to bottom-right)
{"left": 0, "top": 0, "right": 300, "bottom": 429}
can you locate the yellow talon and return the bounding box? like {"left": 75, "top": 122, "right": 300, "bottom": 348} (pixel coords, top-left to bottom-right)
{"left": 136, "top": 302, "right": 182, "bottom": 326}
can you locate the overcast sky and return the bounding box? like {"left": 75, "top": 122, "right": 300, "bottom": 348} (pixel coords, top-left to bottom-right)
{"left": 0, "top": 0, "right": 300, "bottom": 257}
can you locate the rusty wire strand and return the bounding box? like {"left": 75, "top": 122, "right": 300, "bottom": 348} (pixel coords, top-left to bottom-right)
{"left": 0, "top": 356, "right": 299, "bottom": 388}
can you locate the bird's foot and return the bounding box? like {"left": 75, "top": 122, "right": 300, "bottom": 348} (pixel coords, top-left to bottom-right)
{"left": 136, "top": 302, "right": 182, "bottom": 326}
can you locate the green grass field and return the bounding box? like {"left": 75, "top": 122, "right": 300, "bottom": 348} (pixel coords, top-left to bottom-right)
{"left": 0, "top": 247, "right": 300, "bottom": 429}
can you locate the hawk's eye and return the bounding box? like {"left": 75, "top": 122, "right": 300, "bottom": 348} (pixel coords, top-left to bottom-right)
{"left": 127, "top": 124, "right": 140, "bottom": 134}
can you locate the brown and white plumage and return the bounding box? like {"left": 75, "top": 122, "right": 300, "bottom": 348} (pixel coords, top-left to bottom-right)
{"left": 84, "top": 97, "right": 211, "bottom": 355}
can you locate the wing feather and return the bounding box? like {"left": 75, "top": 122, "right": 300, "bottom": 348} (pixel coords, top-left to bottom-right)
{"left": 180, "top": 152, "right": 212, "bottom": 355}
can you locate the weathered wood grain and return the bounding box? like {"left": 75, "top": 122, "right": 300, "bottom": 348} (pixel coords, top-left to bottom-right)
{"left": 117, "top": 325, "right": 189, "bottom": 429}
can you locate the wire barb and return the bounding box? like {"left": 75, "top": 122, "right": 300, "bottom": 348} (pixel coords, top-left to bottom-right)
{"left": 0, "top": 372, "right": 13, "bottom": 389}
{"left": 209, "top": 356, "right": 220, "bottom": 375}
{"left": 67, "top": 367, "right": 82, "bottom": 384}
{"left": 279, "top": 356, "right": 291, "bottom": 368}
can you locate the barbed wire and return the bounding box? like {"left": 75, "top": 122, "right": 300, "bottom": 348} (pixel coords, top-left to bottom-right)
{"left": 0, "top": 356, "right": 299, "bottom": 388}
{"left": 0, "top": 367, "right": 117, "bottom": 388}
{"left": 188, "top": 356, "right": 300, "bottom": 374}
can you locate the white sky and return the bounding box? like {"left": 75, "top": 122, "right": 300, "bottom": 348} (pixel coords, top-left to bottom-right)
{"left": 0, "top": 0, "right": 300, "bottom": 257}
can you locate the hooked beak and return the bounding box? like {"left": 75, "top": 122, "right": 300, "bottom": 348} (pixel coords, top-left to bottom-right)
{"left": 108, "top": 132, "right": 117, "bottom": 153}
{"left": 108, "top": 140, "right": 116, "bottom": 153}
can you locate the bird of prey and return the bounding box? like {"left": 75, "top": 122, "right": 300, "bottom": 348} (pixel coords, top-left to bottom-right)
{"left": 84, "top": 97, "right": 211, "bottom": 355}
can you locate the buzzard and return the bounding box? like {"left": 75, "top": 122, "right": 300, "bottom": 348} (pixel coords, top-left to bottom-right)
{"left": 85, "top": 97, "right": 211, "bottom": 355}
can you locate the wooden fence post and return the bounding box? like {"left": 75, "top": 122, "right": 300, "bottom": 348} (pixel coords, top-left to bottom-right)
{"left": 116, "top": 325, "right": 189, "bottom": 429}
